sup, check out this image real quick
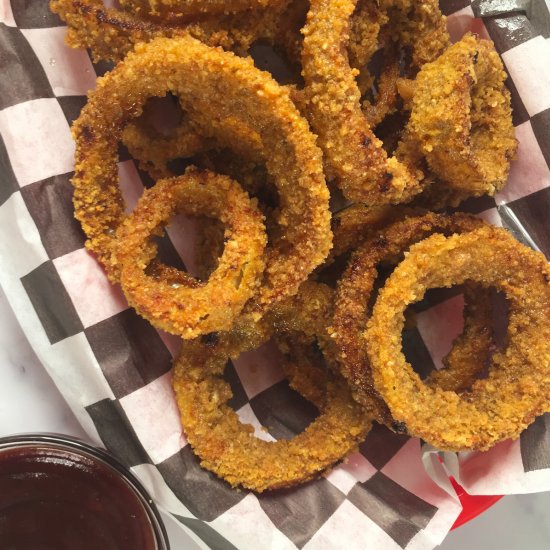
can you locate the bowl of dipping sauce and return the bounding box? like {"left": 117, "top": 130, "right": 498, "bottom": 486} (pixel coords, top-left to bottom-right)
{"left": 0, "top": 434, "right": 169, "bottom": 550}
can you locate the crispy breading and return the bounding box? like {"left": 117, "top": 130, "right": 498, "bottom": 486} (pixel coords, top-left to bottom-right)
{"left": 113, "top": 168, "right": 267, "bottom": 338}
{"left": 408, "top": 33, "right": 517, "bottom": 197}
{"left": 366, "top": 226, "right": 550, "bottom": 451}
{"left": 331, "top": 212, "right": 493, "bottom": 423}
{"left": 172, "top": 282, "right": 372, "bottom": 491}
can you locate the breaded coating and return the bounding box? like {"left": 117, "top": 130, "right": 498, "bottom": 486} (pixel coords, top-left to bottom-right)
{"left": 172, "top": 282, "right": 372, "bottom": 491}
{"left": 366, "top": 226, "right": 550, "bottom": 451}
{"left": 408, "top": 33, "right": 517, "bottom": 197}
{"left": 112, "top": 168, "right": 267, "bottom": 339}
{"left": 331, "top": 212, "right": 493, "bottom": 423}
{"left": 71, "top": 36, "right": 332, "bottom": 314}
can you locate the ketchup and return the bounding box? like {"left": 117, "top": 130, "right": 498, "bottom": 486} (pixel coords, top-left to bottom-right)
{"left": 0, "top": 444, "right": 158, "bottom": 550}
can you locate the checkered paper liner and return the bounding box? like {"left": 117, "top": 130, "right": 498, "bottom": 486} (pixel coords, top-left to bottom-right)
{"left": 0, "top": 1, "right": 549, "bottom": 548}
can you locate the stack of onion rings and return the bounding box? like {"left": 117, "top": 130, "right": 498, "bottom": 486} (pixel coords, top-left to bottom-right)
{"left": 53, "top": 0, "right": 546, "bottom": 494}
{"left": 71, "top": 36, "right": 331, "bottom": 316}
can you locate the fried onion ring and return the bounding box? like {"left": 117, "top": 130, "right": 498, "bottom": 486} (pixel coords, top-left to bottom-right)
{"left": 330, "top": 212, "right": 492, "bottom": 422}
{"left": 51, "top": 0, "right": 294, "bottom": 62}
{"left": 122, "top": 112, "right": 265, "bottom": 184}
{"left": 348, "top": 0, "right": 388, "bottom": 71}
{"left": 113, "top": 168, "right": 266, "bottom": 338}
{"left": 331, "top": 204, "right": 399, "bottom": 261}
{"left": 365, "top": 226, "right": 550, "bottom": 451}
{"left": 408, "top": 33, "right": 517, "bottom": 197}
{"left": 172, "top": 281, "right": 372, "bottom": 491}
{"left": 361, "top": 47, "right": 401, "bottom": 127}
{"left": 322, "top": 203, "right": 416, "bottom": 271}
{"left": 301, "top": 0, "right": 424, "bottom": 204}
{"left": 71, "top": 36, "right": 331, "bottom": 314}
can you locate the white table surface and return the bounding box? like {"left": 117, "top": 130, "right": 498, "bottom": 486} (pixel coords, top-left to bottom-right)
{"left": 0, "top": 285, "right": 548, "bottom": 550}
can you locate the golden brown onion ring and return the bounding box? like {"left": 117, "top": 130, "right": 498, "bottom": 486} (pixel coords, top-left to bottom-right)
{"left": 366, "top": 226, "right": 550, "bottom": 451}
{"left": 113, "top": 168, "right": 266, "bottom": 338}
{"left": 358, "top": 0, "right": 449, "bottom": 126}
{"left": 51, "top": 0, "right": 293, "bottom": 62}
{"left": 348, "top": 0, "right": 388, "bottom": 71}
{"left": 408, "top": 33, "right": 517, "bottom": 197}
{"left": 71, "top": 36, "right": 331, "bottom": 316}
{"left": 172, "top": 281, "right": 372, "bottom": 491}
{"left": 330, "top": 212, "right": 492, "bottom": 422}
{"left": 120, "top": 0, "right": 274, "bottom": 21}
{"left": 323, "top": 203, "right": 413, "bottom": 269}
{"left": 121, "top": 116, "right": 213, "bottom": 180}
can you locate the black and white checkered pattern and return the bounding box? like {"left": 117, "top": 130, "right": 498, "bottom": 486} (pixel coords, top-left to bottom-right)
{"left": 0, "top": 1, "right": 549, "bottom": 548}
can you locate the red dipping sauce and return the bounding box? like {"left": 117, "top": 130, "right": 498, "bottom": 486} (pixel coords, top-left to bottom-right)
{"left": 0, "top": 435, "right": 168, "bottom": 550}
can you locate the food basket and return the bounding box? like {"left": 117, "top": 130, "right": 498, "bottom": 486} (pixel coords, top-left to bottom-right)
{"left": 0, "top": 1, "right": 549, "bottom": 548}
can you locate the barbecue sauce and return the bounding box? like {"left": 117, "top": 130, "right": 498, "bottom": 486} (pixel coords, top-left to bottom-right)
{"left": 0, "top": 445, "right": 158, "bottom": 550}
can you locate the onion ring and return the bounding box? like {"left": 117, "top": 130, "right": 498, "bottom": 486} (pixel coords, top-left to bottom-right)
{"left": 113, "top": 168, "right": 266, "bottom": 338}
{"left": 393, "top": 132, "right": 471, "bottom": 210}
{"left": 51, "top": 0, "right": 294, "bottom": 62}
{"left": 301, "top": 0, "right": 424, "bottom": 205}
{"left": 172, "top": 281, "right": 372, "bottom": 491}
{"left": 71, "top": 36, "right": 331, "bottom": 314}
{"left": 331, "top": 204, "right": 398, "bottom": 261}
{"left": 348, "top": 0, "right": 388, "bottom": 71}
{"left": 120, "top": 0, "right": 436, "bottom": 178}
{"left": 122, "top": 135, "right": 276, "bottom": 281}
{"left": 365, "top": 226, "right": 550, "bottom": 451}
{"left": 122, "top": 113, "right": 265, "bottom": 183}
{"left": 408, "top": 33, "right": 517, "bottom": 197}
{"left": 330, "top": 212, "right": 492, "bottom": 423}
{"left": 361, "top": 47, "right": 401, "bottom": 127}
{"left": 323, "top": 203, "right": 413, "bottom": 269}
